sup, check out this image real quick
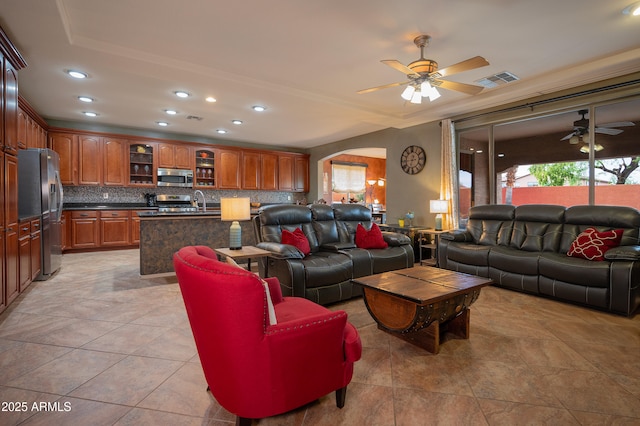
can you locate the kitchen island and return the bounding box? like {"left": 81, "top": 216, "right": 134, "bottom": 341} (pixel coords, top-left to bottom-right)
{"left": 138, "top": 210, "right": 258, "bottom": 276}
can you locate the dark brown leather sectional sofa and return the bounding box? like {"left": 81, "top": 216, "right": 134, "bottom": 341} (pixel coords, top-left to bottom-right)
{"left": 253, "top": 203, "right": 414, "bottom": 305}
{"left": 438, "top": 204, "right": 640, "bottom": 316}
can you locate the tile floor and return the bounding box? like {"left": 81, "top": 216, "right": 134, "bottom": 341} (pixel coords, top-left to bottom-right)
{"left": 0, "top": 249, "right": 639, "bottom": 425}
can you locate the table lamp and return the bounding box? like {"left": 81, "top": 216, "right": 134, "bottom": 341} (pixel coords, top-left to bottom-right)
{"left": 430, "top": 200, "right": 448, "bottom": 231}
{"left": 221, "top": 197, "right": 251, "bottom": 249}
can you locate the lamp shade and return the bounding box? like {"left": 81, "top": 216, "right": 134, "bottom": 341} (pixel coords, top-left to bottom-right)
{"left": 221, "top": 197, "right": 251, "bottom": 221}
{"left": 429, "top": 200, "right": 448, "bottom": 214}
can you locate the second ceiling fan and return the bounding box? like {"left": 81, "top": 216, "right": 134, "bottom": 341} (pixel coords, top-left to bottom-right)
{"left": 357, "top": 35, "right": 490, "bottom": 102}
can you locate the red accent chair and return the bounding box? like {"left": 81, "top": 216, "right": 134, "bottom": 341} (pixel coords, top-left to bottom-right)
{"left": 173, "top": 246, "right": 362, "bottom": 426}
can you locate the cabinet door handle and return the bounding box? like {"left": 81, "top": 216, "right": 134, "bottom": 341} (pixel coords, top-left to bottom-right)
{"left": 21, "top": 227, "right": 29, "bottom": 232}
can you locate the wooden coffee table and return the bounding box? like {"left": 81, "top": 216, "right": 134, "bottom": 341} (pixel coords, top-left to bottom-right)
{"left": 352, "top": 266, "right": 492, "bottom": 353}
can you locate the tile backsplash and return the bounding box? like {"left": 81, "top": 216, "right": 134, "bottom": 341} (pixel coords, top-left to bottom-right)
{"left": 63, "top": 186, "right": 305, "bottom": 205}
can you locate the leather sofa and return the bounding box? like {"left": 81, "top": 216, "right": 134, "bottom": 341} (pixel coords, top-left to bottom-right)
{"left": 438, "top": 204, "right": 640, "bottom": 316}
{"left": 253, "top": 203, "right": 414, "bottom": 305}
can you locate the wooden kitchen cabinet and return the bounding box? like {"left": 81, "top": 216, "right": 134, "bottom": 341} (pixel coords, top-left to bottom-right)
{"left": 278, "top": 155, "right": 294, "bottom": 191}
{"left": 3, "top": 61, "right": 19, "bottom": 155}
{"left": 50, "top": 132, "right": 78, "bottom": 185}
{"left": 100, "top": 210, "right": 130, "bottom": 246}
{"left": 78, "top": 135, "right": 102, "bottom": 185}
{"left": 53, "top": 133, "right": 126, "bottom": 186}
{"left": 294, "top": 155, "right": 309, "bottom": 192}
{"left": 158, "top": 143, "right": 191, "bottom": 169}
{"left": 261, "top": 152, "right": 278, "bottom": 191}
{"left": 70, "top": 210, "right": 99, "bottom": 249}
{"left": 30, "top": 218, "right": 41, "bottom": 282}
{"left": 17, "top": 107, "right": 27, "bottom": 149}
{"left": 4, "top": 154, "right": 19, "bottom": 304}
{"left": 18, "top": 219, "right": 30, "bottom": 291}
{"left": 277, "top": 153, "right": 309, "bottom": 192}
{"left": 61, "top": 211, "right": 69, "bottom": 251}
{"left": 130, "top": 210, "right": 144, "bottom": 245}
{"left": 242, "top": 151, "right": 279, "bottom": 191}
{"left": 103, "top": 137, "right": 127, "bottom": 186}
{"left": 241, "top": 151, "right": 260, "bottom": 190}
{"left": 129, "top": 142, "right": 155, "bottom": 186}
{"left": 195, "top": 149, "right": 215, "bottom": 188}
{"left": 218, "top": 148, "right": 242, "bottom": 189}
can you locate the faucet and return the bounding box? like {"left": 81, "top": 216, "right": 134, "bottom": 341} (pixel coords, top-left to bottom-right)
{"left": 193, "top": 190, "right": 206, "bottom": 212}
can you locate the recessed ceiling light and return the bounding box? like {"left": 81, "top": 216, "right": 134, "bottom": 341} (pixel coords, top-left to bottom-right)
{"left": 77, "top": 96, "right": 94, "bottom": 103}
{"left": 231, "top": 120, "right": 243, "bottom": 125}
{"left": 156, "top": 121, "right": 169, "bottom": 127}
{"left": 623, "top": 1, "right": 640, "bottom": 15}
{"left": 83, "top": 111, "right": 98, "bottom": 117}
{"left": 174, "top": 91, "right": 190, "bottom": 98}
{"left": 252, "top": 105, "right": 266, "bottom": 112}
{"left": 67, "top": 70, "right": 88, "bottom": 79}
{"left": 164, "top": 109, "right": 177, "bottom": 115}
{"left": 497, "top": 153, "right": 505, "bottom": 158}
{"left": 205, "top": 96, "right": 217, "bottom": 103}
{"left": 216, "top": 129, "right": 227, "bottom": 134}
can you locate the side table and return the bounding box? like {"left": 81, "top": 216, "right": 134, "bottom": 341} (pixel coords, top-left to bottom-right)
{"left": 418, "top": 229, "right": 449, "bottom": 267}
{"left": 214, "top": 246, "right": 272, "bottom": 277}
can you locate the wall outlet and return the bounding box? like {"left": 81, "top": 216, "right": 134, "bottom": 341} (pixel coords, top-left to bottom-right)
{"left": 102, "top": 193, "right": 109, "bottom": 199}
{"left": 287, "top": 195, "right": 291, "bottom": 201}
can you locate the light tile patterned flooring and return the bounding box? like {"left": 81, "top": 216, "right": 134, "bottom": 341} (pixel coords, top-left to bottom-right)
{"left": 1, "top": 249, "right": 639, "bottom": 425}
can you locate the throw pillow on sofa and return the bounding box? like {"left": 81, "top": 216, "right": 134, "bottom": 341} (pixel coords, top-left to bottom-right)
{"left": 282, "top": 227, "right": 311, "bottom": 256}
{"left": 356, "top": 223, "right": 388, "bottom": 249}
{"left": 567, "top": 227, "right": 623, "bottom": 261}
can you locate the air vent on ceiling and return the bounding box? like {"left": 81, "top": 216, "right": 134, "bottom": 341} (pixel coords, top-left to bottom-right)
{"left": 186, "top": 115, "right": 203, "bottom": 121}
{"left": 475, "top": 71, "right": 519, "bottom": 88}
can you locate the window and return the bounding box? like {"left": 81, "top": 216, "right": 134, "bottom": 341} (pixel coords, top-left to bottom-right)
{"left": 332, "top": 162, "right": 367, "bottom": 202}
{"left": 455, "top": 95, "right": 640, "bottom": 217}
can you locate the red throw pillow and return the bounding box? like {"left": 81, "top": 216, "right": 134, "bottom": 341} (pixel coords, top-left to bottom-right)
{"left": 281, "top": 227, "right": 311, "bottom": 256}
{"left": 567, "top": 227, "right": 623, "bottom": 261}
{"left": 355, "top": 223, "right": 388, "bottom": 249}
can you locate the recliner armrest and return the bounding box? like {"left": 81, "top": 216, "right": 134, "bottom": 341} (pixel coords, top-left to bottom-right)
{"left": 441, "top": 230, "right": 473, "bottom": 242}
{"left": 604, "top": 245, "right": 640, "bottom": 261}
{"left": 256, "top": 242, "right": 304, "bottom": 259}
{"left": 382, "top": 232, "right": 411, "bottom": 246}
{"left": 321, "top": 242, "right": 357, "bottom": 252}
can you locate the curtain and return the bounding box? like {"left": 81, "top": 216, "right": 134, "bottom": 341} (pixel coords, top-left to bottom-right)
{"left": 440, "top": 119, "right": 459, "bottom": 230}
{"left": 332, "top": 163, "right": 366, "bottom": 193}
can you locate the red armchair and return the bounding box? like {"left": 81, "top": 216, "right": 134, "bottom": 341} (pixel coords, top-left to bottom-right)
{"left": 173, "top": 246, "right": 362, "bottom": 425}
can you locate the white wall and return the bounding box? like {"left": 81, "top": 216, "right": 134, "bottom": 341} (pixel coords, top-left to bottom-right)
{"left": 308, "top": 120, "right": 443, "bottom": 228}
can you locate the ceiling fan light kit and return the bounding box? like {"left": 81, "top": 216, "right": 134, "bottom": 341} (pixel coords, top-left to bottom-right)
{"left": 357, "top": 34, "right": 489, "bottom": 103}
{"left": 561, "top": 109, "right": 634, "bottom": 150}
{"left": 623, "top": 1, "right": 640, "bottom": 16}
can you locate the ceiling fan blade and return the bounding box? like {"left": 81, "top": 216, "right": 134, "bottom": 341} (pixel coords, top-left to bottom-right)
{"left": 595, "top": 127, "right": 624, "bottom": 136}
{"left": 433, "top": 79, "right": 484, "bottom": 95}
{"left": 357, "top": 80, "right": 409, "bottom": 95}
{"left": 431, "top": 56, "right": 489, "bottom": 78}
{"left": 381, "top": 60, "right": 420, "bottom": 77}
{"left": 597, "top": 121, "right": 635, "bottom": 128}
{"left": 561, "top": 132, "right": 576, "bottom": 140}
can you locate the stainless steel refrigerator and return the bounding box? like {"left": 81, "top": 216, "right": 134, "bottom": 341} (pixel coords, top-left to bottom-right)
{"left": 18, "top": 148, "right": 64, "bottom": 280}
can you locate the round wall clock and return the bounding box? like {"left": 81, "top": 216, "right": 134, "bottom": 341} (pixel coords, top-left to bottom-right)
{"left": 400, "top": 145, "right": 426, "bottom": 175}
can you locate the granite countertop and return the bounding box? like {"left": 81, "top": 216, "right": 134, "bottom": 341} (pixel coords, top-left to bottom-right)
{"left": 138, "top": 209, "right": 260, "bottom": 218}
{"left": 64, "top": 203, "right": 157, "bottom": 211}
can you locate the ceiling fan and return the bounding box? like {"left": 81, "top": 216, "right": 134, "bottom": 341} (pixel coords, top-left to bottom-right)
{"left": 561, "top": 109, "right": 635, "bottom": 144}
{"left": 357, "top": 35, "right": 490, "bottom": 102}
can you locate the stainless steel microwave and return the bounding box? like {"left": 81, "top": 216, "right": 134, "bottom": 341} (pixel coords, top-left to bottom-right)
{"left": 157, "top": 168, "right": 193, "bottom": 187}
